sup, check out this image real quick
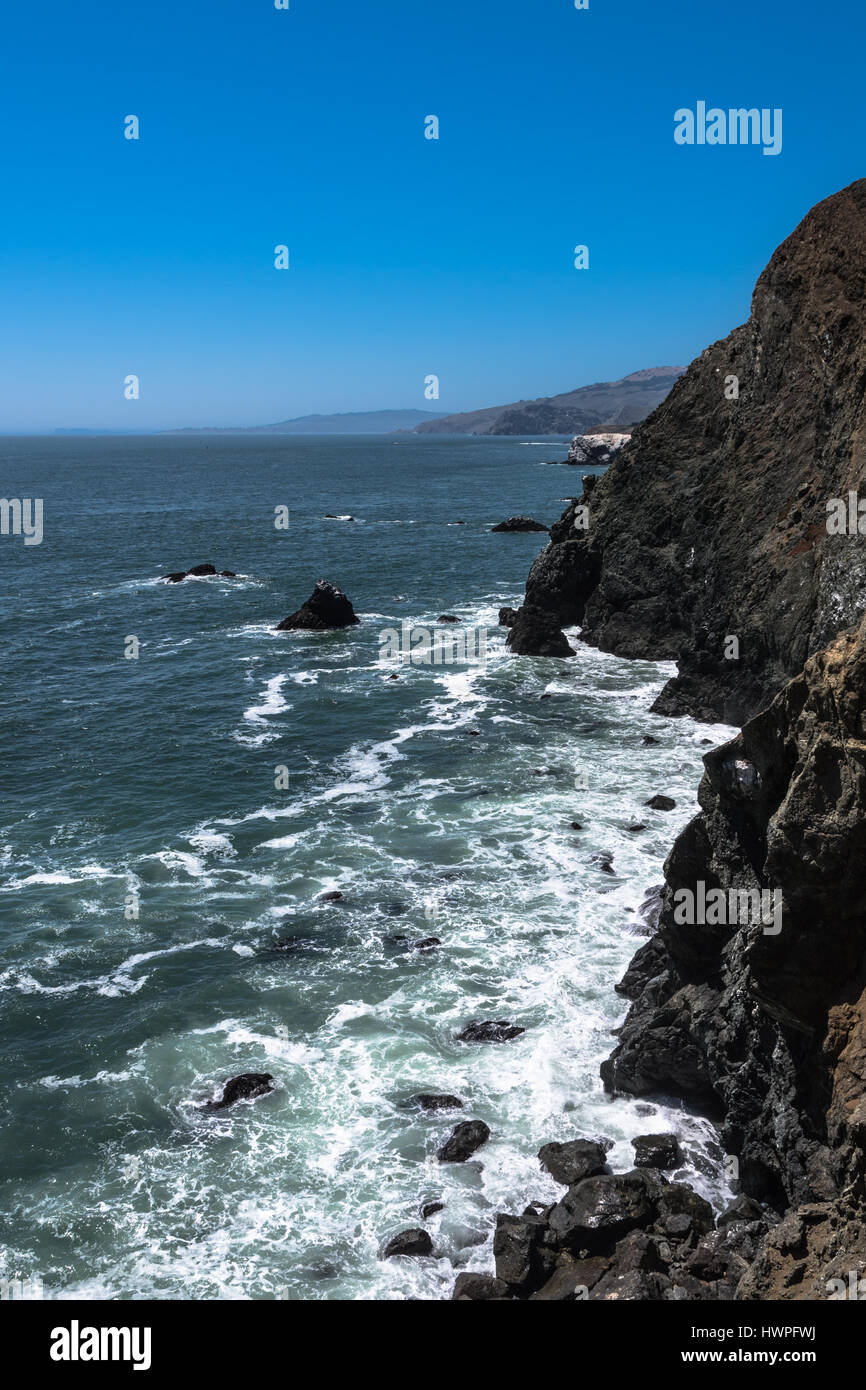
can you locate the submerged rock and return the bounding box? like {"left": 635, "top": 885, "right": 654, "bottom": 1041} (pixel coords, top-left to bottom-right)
{"left": 456, "top": 1020, "right": 525, "bottom": 1043}
{"left": 491, "top": 516, "right": 549, "bottom": 533}
{"left": 437, "top": 1119, "right": 491, "bottom": 1162}
{"left": 276, "top": 580, "right": 360, "bottom": 630}
{"left": 161, "top": 563, "right": 231, "bottom": 582}
{"left": 205, "top": 1073, "right": 274, "bottom": 1110}
{"left": 644, "top": 794, "right": 676, "bottom": 811}
{"left": 407, "top": 1093, "right": 464, "bottom": 1112}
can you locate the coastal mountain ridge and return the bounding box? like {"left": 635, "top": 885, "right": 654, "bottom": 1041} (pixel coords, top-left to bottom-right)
{"left": 163, "top": 367, "right": 683, "bottom": 438}
{"left": 412, "top": 367, "right": 685, "bottom": 436}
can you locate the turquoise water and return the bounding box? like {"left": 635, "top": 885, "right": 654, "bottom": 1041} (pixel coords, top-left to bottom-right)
{"left": 0, "top": 434, "right": 732, "bottom": 1300}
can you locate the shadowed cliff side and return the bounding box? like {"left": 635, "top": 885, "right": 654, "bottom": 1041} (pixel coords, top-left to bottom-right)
{"left": 603, "top": 613, "right": 866, "bottom": 1294}
{"left": 520, "top": 178, "right": 866, "bottom": 725}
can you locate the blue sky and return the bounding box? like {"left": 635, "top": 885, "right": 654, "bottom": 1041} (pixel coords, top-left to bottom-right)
{"left": 1, "top": 0, "right": 864, "bottom": 431}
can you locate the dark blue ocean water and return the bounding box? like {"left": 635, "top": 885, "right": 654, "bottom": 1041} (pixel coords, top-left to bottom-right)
{"left": 0, "top": 434, "right": 731, "bottom": 1299}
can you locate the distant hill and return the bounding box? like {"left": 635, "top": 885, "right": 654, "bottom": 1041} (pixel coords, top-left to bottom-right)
{"left": 168, "top": 408, "right": 445, "bottom": 435}
{"left": 412, "top": 368, "right": 685, "bottom": 436}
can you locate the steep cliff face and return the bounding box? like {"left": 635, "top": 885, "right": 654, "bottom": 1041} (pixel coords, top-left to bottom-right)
{"left": 523, "top": 179, "right": 866, "bottom": 724}
{"left": 601, "top": 614, "right": 866, "bottom": 1290}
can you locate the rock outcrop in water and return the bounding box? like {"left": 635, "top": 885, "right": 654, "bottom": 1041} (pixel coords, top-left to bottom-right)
{"left": 491, "top": 517, "right": 549, "bottom": 533}
{"left": 205, "top": 1073, "right": 274, "bottom": 1110}
{"left": 521, "top": 179, "right": 866, "bottom": 724}
{"left": 566, "top": 432, "right": 631, "bottom": 467}
{"left": 276, "top": 580, "right": 360, "bottom": 630}
{"left": 162, "top": 564, "right": 236, "bottom": 582}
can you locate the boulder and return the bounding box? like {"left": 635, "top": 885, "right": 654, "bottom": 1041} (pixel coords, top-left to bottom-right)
{"left": 437, "top": 1119, "right": 491, "bottom": 1163}
{"left": 493, "top": 1212, "right": 552, "bottom": 1294}
{"left": 538, "top": 1139, "right": 611, "bottom": 1186}
{"left": 276, "top": 580, "right": 360, "bottom": 630}
{"left": 382, "top": 1228, "right": 433, "bottom": 1258}
{"left": 632, "top": 1133, "right": 683, "bottom": 1169}
{"left": 547, "top": 1172, "right": 658, "bottom": 1253}
{"left": 451, "top": 1273, "right": 510, "bottom": 1300}
{"left": 644, "top": 794, "right": 676, "bottom": 811}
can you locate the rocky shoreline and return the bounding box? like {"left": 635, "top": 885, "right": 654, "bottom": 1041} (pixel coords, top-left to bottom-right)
{"left": 453, "top": 179, "right": 866, "bottom": 1301}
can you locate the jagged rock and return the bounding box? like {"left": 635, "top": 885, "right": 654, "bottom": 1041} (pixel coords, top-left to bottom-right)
{"left": 319, "top": 890, "right": 344, "bottom": 902}
{"left": 382, "top": 1228, "right": 433, "bottom": 1258}
{"left": 498, "top": 606, "right": 518, "bottom": 627}
{"left": 276, "top": 580, "right": 360, "bottom": 630}
{"left": 205, "top": 1073, "right": 274, "bottom": 1110}
{"left": 644, "top": 794, "right": 676, "bottom": 811}
{"left": 538, "top": 1139, "right": 611, "bottom": 1186}
{"left": 456, "top": 1020, "right": 525, "bottom": 1043}
{"left": 505, "top": 605, "right": 575, "bottom": 658}
{"left": 521, "top": 179, "right": 866, "bottom": 725}
{"left": 421, "top": 1201, "right": 445, "bottom": 1218}
{"left": 632, "top": 1134, "right": 683, "bottom": 1170}
{"left": 437, "top": 1119, "right": 491, "bottom": 1162}
{"left": 491, "top": 517, "right": 549, "bottom": 533}
{"left": 407, "top": 1093, "right": 463, "bottom": 1112}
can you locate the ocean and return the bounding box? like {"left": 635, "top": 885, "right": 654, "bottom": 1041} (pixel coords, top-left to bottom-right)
{"left": 0, "top": 433, "right": 733, "bottom": 1300}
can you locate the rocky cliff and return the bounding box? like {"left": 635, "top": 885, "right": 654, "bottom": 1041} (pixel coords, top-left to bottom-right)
{"left": 457, "top": 181, "right": 866, "bottom": 1302}
{"left": 521, "top": 179, "right": 866, "bottom": 725}
{"left": 603, "top": 612, "right": 866, "bottom": 1294}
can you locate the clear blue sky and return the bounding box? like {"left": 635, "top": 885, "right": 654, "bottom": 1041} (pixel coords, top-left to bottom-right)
{"left": 1, "top": 0, "right": 863, "bottom": 431}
